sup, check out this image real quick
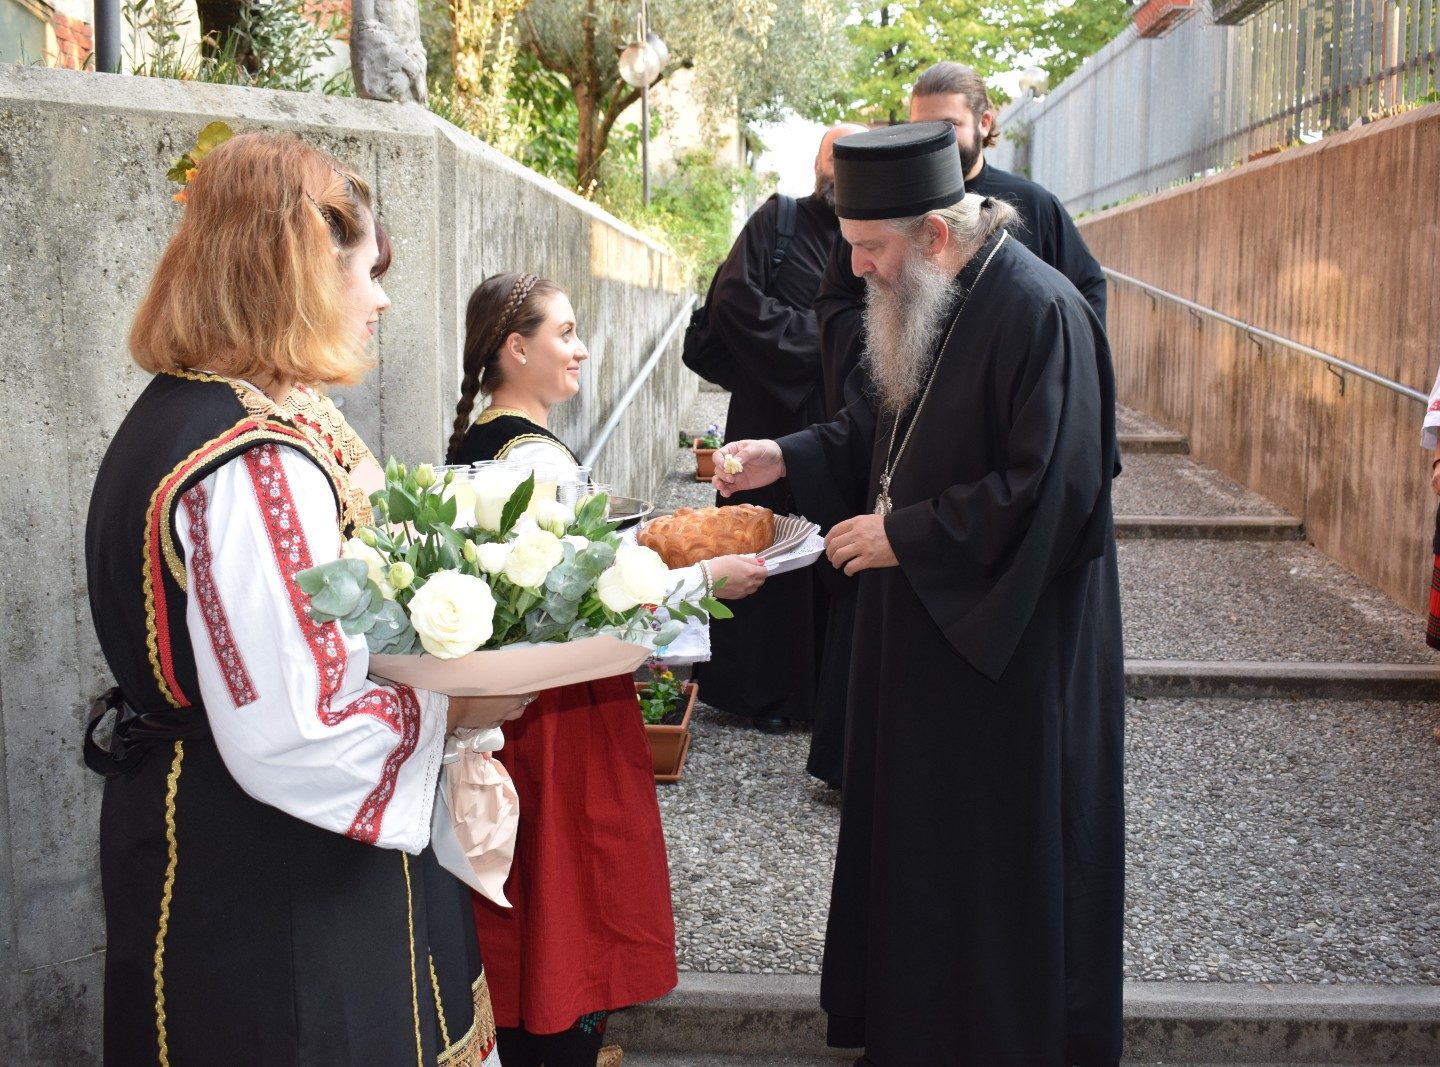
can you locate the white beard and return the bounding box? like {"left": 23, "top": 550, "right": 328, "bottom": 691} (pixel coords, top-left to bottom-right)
{"left": 861, "top": 249, "right": 957, "bottom": 414}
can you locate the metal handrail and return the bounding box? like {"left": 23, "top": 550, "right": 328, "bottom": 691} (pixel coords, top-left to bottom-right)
{"left": 1103, "top": 267, "right": 1427, "bottom": 405}
{"left": 582, "top": 294, "right": 697, "bottom": 468}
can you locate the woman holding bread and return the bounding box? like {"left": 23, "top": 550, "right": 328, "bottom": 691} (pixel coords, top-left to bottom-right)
{"left": 446, "top": 272, "right": 766, "bottom": 1067}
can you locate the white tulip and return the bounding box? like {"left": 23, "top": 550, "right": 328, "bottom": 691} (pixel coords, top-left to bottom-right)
{"left": 407, "top": 570, "right": 495, "bottom": 659}
{"left": 595, "top": 544, "right": 672, "bottom": 612}
{"left": 341, "top": 536, "right": 395, "bottom": 600}
{"left": 443, "top": 479, "right": 479, "bottom": 528}
{"left": 474, "top": 541, "right": 512, "bottom": 576}
{"left": 471, "top": 467, "right": 528, "bottom": 533}
{"left": 532, "top": 498, "right": 575, "bottom": 537}
{"left": 502, "top": 526, "right": 565, "bottom": 590}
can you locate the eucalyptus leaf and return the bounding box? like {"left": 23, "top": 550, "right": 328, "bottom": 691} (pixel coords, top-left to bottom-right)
{"left": 543, "top": 591, "right": 580, "bottom": 625}
{"left": 700, "top": 596, "right": 733, "bottom": 620}
{"left": 653, "top": 619, "right": 685, "bottom": 647}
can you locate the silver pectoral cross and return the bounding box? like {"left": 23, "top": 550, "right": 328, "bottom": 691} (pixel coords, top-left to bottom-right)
{"left": 874, "top": 474, "right": 893, "bottom": 515}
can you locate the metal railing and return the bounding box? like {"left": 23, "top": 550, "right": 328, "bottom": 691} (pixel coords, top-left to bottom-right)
{"left": 582, "top": 295, "right": 697, "bottom": 467}
{"left": 992, "top": 0, "right": 1440, "bottom": 214}
{"left": 1104, "top": 267, "right": 1427, "bottom": 403}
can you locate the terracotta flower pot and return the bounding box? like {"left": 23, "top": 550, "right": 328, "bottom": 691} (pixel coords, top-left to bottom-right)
{"left": 638, "top": 680, "right": 697, "bottom": 783}
{"left": 692, "top": 440, "right": 717, "bottom": 482}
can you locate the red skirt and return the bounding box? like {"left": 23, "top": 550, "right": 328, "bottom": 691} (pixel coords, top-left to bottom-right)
{"left": 471, "top": 674, "right": 677, "bottom": 1034}
{"left": 1428, "top": 554, "right": 1440, "bottom": 650}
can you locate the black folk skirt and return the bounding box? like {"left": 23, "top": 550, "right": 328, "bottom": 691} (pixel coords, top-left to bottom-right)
{"left": 100, "top": 733, "right": 494, "bottom": 1066}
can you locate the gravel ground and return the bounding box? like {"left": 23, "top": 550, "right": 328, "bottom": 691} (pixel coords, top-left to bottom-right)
{"left": 1118, "top": 404, "right": 1179, "bottom": 436}
{"left": 655, "top": 392, "right": 1440, "bottom": 985}
{"left": 659, "top": 696, "right": 1440, "bottom": 983}
{"left": 1118, "top": 540, "right": 1440, "bottom": 663}
{"left": 1114, "top": 455, "right": 1290, "bottom": 518}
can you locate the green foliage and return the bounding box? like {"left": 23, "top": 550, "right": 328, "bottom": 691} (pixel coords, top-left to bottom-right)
{"left": 597, "top": 147, "right": 755, "bottom": 290}
{"left": 839, "top": 0, "right": 1129, "bottom": 122}
{"left": 121, "top": 0, "right": 350, "bottom": 93}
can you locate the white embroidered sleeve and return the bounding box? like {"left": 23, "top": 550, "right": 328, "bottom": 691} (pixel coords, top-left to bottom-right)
{"left": 176, "top": 443, "right": 448, "bottom": 853}
{"left": 1423, "top": 360, "right": 1440, "bottom": 450}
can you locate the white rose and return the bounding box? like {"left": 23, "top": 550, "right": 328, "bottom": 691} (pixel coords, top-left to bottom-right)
{"left": 502, "top": 526, "right": 565, "bottom": 590}
{"left": 596, "top": 544, "right": 672, "bottom": 612}
{"left": 407, "top": 570, "right": 495, "bottom": 659}
{"left": 474, "top": 541, "right": 512, "bottom": 575}
{"left": 471, "top": 467, "right": 528, "bottom": 533}
{"left": 342, "top": 536, "right": 395, "bottom": 600}
{"left": 531, "top": 498, "right": 575, "bottom": 537}
{"left": 443, "top": 479, "right": 479, "bottom": 528}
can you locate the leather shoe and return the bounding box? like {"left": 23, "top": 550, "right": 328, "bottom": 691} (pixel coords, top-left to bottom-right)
{"left": 753, "top": 716, "right": 788, "bottom": 733}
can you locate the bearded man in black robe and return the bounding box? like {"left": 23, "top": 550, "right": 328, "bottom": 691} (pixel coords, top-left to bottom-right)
{"left": 807, "top": 61, "right": 1113, "bottom": 789}
{"left": 714, "top": 121, "right": 1125, "bottom": 1066}
{"left": 702, "top": 122, "right": 864, "bottom": 732}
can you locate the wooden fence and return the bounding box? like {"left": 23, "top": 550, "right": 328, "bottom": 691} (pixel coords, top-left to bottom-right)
{"left": 1079, "top": 101, "right": 1440, "bottom": 613}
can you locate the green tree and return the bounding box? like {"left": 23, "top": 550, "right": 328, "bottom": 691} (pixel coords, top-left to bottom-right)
{"left": 514, "top": 0, "right": 850, "bottom": 191}
{"left": 841, "top": 0, "right": 1129, "bottom": 121}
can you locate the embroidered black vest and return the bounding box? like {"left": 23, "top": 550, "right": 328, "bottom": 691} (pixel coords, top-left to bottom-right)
{"left": 454, "top": 409, "right": 577, "bottom": 465}
{"left": 85, "top": 372, "right": 365, "bottom": 718}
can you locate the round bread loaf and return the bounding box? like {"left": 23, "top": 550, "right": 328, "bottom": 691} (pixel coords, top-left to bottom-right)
{"left": 637, "top": 505, "right": 775, "bottom": 568}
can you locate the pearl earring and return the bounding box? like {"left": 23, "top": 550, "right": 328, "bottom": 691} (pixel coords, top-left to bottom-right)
{"left": 520, "top": 358, "right": 528, "bottom": 365}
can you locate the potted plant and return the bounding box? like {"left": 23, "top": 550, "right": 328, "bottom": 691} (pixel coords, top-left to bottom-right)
{"left": 681, "top": 424, "right": 724, "bottom": 482}
{"left": 636, "top": 660, "right": 698, "bottom": 782}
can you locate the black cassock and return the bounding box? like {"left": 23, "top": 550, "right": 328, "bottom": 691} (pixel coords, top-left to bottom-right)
{"left": 780, "top": 235, "right": 1125, "bottom": 1065}
{"left": 701, "top": 193, "right": 838, "bottom": 723}
{"left": 808, "top": 160, "right": 1113, "bottom": 786}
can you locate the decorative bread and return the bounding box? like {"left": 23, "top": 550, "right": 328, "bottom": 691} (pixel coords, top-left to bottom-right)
{"left": 637, "top": 505, "right": 775, "bottom": 568}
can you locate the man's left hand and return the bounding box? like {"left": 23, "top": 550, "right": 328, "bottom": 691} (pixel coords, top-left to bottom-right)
{"left": 825, "top": 514, "right": 898, "bottom": 575}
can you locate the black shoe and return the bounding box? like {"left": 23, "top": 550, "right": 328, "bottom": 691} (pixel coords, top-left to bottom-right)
{"left": 753, "top": 716, "right": 788, "bottom": 733}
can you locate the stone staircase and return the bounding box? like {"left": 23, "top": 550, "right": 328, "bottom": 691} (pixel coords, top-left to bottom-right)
{"left": 610, "top": 396, "right": 1440, "bottom": 1066}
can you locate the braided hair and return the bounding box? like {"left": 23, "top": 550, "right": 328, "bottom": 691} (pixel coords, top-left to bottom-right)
{"left": 446, "top": 271, "right": 562, "bottom": 462}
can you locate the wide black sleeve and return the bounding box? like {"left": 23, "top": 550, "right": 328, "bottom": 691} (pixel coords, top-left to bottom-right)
{"left": 884, "top": 298, "right": 1109, "bottom": 681}
{"left": 708, "top": 200, "right": 820, "bottom": 413}
{"left": 1043, "top": 196, "right": 1108, "bottom": 328}
{"left": 813, "top": 232, "right": 867, "bottom": 420}
{"left": 775, "top": 387, "right": 878, "bottom": 531}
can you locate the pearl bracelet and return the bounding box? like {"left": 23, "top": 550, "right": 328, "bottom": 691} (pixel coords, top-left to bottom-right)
{"left": 698, "top": 559, "right": 713, "bottom": 599}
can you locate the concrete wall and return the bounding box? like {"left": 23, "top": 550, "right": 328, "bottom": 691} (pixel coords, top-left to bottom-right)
{"left": 0, "top": 62, "right": 694, "bottom": 1063}
{"left": 1079, "top": 102, "right": 1440, "bottom": 615}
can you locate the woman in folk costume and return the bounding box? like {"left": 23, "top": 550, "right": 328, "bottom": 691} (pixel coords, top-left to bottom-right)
{"left": 1424, "top": 362, "right": 1440, "bottom": 649}
{"left": 85, "top": 132, "right": 533, "bottom": 1066}
{"left": 445, "top": 273, "right": 766, "bottom": 1066}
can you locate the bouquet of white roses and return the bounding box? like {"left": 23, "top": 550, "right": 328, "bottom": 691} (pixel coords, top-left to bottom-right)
{"left": 295, "top": 460, "right": 728, "bottom": 695}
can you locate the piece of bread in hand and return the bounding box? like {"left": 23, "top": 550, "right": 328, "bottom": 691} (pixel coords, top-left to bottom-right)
{"left": 637, "top": 505, "right": 775, "bottom": 568}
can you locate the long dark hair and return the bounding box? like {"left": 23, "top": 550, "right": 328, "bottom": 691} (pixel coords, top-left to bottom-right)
{"left": 446, "top": 272, "right": 564, "bottom": 462}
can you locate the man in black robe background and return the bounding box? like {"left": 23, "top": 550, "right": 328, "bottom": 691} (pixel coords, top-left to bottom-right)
{"left": 807, "top": 61, "right": 1112, "bottom": 787}
{"left": 715, "top": 122, "right": 1125, "bottom": 1065}
{"left": 700, "top": 123, "right": 864, "bottom": 732}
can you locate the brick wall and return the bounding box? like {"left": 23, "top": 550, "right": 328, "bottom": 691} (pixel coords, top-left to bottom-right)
{"left": 51, "top": 10, "right": 93, "bottom": 70}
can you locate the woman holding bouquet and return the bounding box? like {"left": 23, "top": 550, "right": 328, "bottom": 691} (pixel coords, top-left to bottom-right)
{"left": 85, "top": 133, "right": 529, "bottom": 1066}
{"left": 445, "top": 273, "right": 766, "bottom": 1066}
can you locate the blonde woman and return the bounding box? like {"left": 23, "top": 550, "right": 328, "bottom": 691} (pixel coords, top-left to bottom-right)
{"left": 85, "top": 132, "right": 526, "bottom": 1065}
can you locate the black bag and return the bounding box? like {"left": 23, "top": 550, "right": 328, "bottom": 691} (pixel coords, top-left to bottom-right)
{"left": 681, "top": 193, "right": 797, "bottom": 390}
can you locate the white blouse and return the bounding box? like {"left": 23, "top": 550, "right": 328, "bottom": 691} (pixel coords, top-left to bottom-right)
{"left": 1423, "top": 363, "right": 1440, "bottom": 450}
{"left": 175, "top": 442, "right": 449, "bottom": 853}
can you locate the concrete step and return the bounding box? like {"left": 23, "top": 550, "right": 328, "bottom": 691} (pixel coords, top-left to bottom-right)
{"left": 1116, "top": 515, "right": 1304, "bottom": 540}
{"left": 606, "top": 975, "right": 1440, "bottom": 1065}
{"left": 1124, "top": 659, "right": 1440, "bottom": 699}
{"left": 1121, "top": 431, "right": 1191, "bottom": 455}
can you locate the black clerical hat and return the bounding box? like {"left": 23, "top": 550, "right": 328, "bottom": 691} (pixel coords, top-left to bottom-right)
{"left": 832, "top": 121, "right": 965, "bottom": 221}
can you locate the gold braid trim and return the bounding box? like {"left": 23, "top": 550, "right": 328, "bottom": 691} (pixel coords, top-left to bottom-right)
{"left": 153, "top": 742, "right": 185, "bottom": 1067}
{"left": 494, "top": 434, "right": 578, "bottom": 464}
{"left": 436, "top": 971, "right": 498, "bottom": 1067}
{"left": 428, "top": 952, "right": 452, "bottom": 1048}
{"left": 402, "top": 854, "right": 424, "bottom": 1067}
{"left": 474, "top": 406, "right": 534, "bottom": 426}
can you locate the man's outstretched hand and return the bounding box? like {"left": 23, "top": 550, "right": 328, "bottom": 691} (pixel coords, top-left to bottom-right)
{"left": 825, "top": 514, "right": 898, "bottom": 575}
{"left": 711, "top": 440, "right": 785, "bottom": 497}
